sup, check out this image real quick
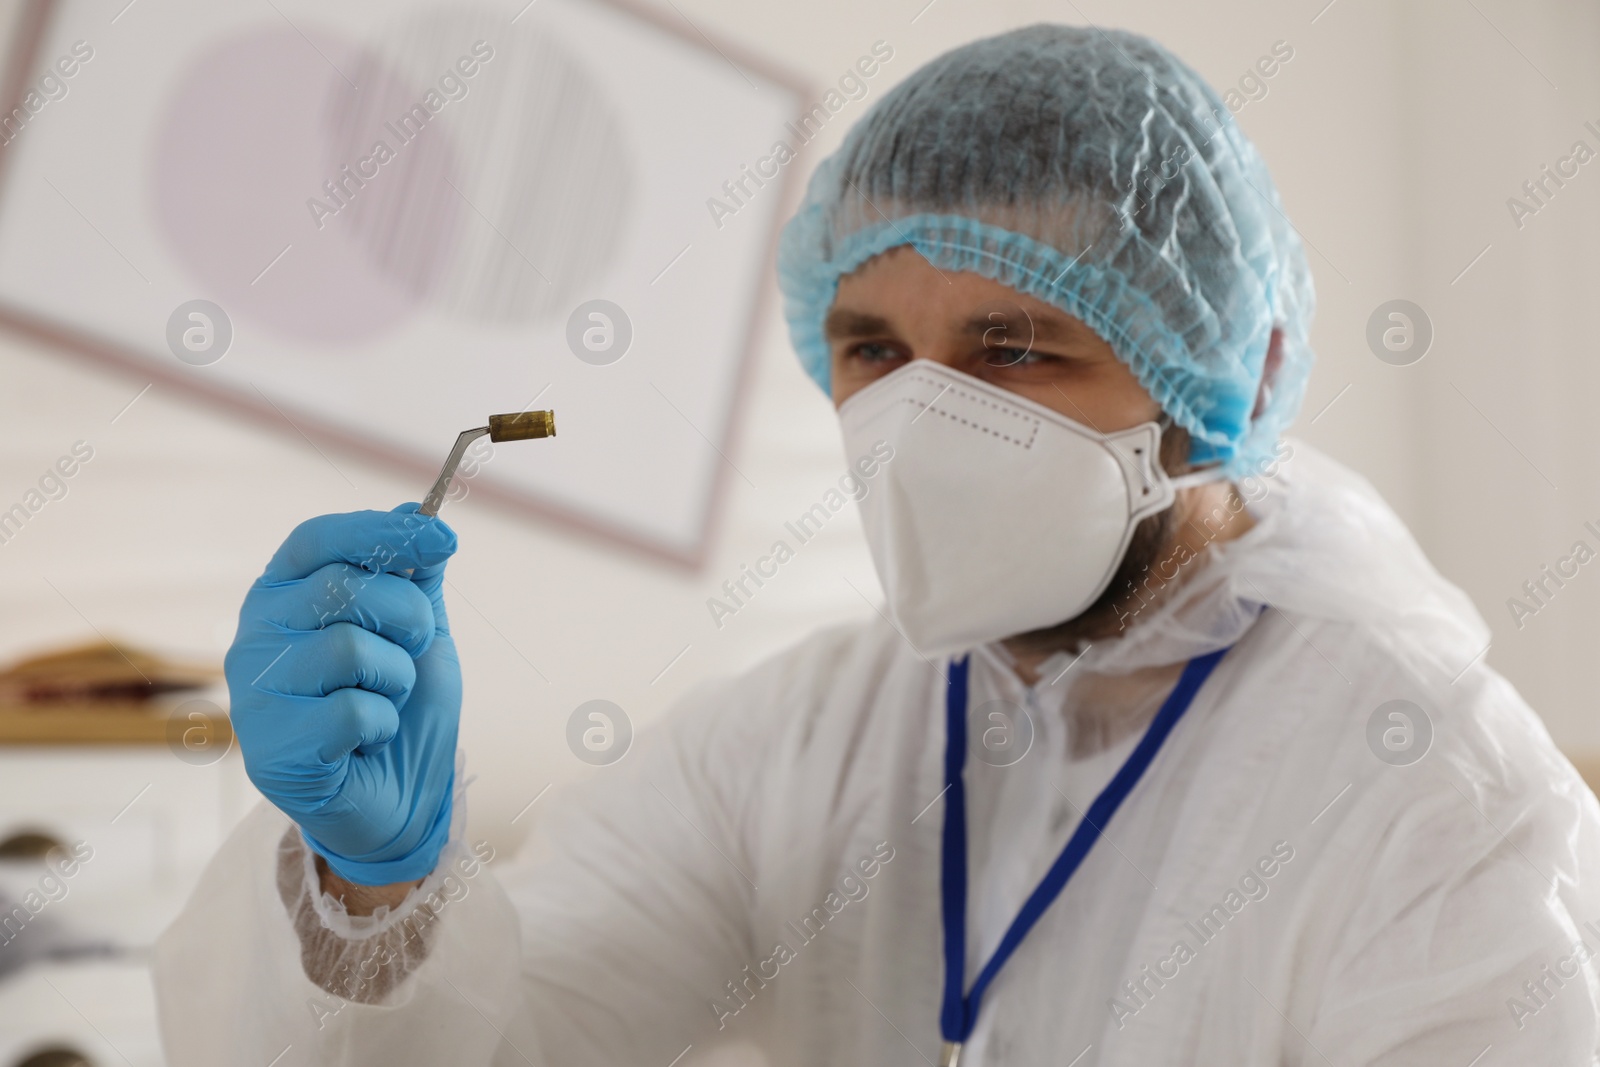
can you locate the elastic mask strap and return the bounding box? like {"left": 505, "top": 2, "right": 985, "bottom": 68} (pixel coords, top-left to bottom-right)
{"left": 1168, "top": 465, "right": 1230, "bottom": 492}
{"left": 1157, "top": 413, "right": 1231, "bottom": 492}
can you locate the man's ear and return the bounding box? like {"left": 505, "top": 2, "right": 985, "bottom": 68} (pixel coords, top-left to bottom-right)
{"left": 1251, "top": 327, "right": 1284, "bottom": 421}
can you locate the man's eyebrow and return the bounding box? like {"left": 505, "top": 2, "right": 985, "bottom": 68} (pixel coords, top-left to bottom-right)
{"left": 962, "top": 310, "right": 1089, "bottom": 345}
{"left": 824, "top": 309, "right": 893, "bottom": 339}
{"left": 823, "top": 306, "right": 1096, "bottom": 345}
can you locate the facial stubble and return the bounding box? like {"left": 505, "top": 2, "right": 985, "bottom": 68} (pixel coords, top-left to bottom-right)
{"left": 1002, "top": 425, "right": 1193, "bottom": 659}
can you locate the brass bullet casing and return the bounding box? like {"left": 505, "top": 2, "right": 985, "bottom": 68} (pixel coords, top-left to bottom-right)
{"left": 488, "top": 410, "right": 556, "bottom": 441}
{"left": 418, "top": 410, "right": 558, "bottom": 516}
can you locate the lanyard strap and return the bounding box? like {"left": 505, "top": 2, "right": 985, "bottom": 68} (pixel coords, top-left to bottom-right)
{"left": 938, "top": 645, "right": 1231, "bottom": 1049}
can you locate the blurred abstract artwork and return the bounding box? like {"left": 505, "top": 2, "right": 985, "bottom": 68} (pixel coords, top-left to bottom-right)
{"left": 0, "top": 0, "right": 806, "bottom": 564}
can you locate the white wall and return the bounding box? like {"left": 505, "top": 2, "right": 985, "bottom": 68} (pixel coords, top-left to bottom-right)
{"left": 1403, "top": 0, "right": 1600, "bottom": 750}
{"left": 0, "top": 0, "right": 1594, "bottom": 859}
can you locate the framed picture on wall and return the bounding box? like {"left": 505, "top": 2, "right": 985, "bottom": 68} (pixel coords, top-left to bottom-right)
{"left": 0, "top": 0, "right": 809, "bottom": 566}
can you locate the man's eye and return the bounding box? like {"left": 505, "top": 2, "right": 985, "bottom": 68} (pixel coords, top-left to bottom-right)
{"left": 849, "top": 342, "right": 900, "bottom": 362}
{"left": 985, "top": 346, "right": 1044, "bottom": 367}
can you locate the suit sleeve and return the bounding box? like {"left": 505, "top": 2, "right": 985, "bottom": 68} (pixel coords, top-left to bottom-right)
{"left": 153, "top": 674, "right": 778, "bottom": 1067}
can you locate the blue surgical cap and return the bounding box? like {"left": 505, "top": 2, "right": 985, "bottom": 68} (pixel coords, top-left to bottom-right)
{"left": 777, "top": 24, "right": 1315, "bottom": 476}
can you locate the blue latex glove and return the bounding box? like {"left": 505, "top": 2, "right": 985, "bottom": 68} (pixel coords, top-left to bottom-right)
{"left": 225, "top": 503, "right": 461, "bottom": 885}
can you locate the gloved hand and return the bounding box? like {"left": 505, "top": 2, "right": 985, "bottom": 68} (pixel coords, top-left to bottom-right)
{"left": 224, "top": 503, "right": 462, "bottom": 885}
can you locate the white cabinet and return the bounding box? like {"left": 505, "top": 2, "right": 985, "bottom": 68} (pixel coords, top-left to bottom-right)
{"left": 0, "top": 961, "right": 164, "bottom": 1067}
{"left": 0, "top": 744, "right": 255, "bottom": 1066}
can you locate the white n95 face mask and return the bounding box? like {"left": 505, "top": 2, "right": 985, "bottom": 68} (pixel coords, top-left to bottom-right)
{"left": 837, "top": 359, "right": 1220, "bottom": 658}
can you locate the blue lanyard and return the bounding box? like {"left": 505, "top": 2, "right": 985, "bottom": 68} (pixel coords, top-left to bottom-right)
{"left": 938, "top": 646, "right": 1232, "bottom": 1064}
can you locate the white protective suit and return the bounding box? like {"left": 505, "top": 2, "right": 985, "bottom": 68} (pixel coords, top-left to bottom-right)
{"left": 153, "top": 441, "right": 1600, "bottom": 1066}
